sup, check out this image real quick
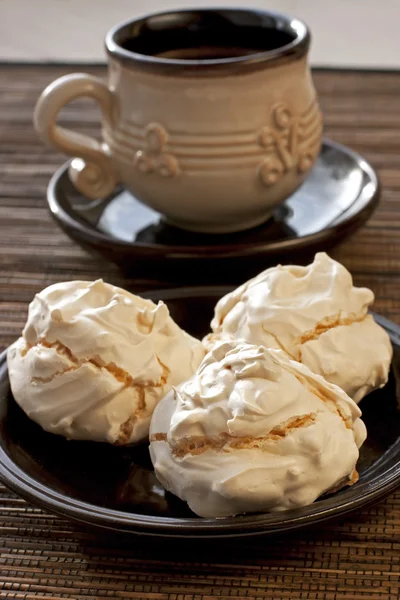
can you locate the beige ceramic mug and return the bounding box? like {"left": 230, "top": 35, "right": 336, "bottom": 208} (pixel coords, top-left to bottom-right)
{"left": 34, "top": 8, "right": 323, "bottom": 234}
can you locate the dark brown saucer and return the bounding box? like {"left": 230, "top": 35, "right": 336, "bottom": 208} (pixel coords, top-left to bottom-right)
{"left": 47, "top": 139, "right": 379, "bottom": 281}
{"left": 0, "top": 287, "right": 400, "bottom": 539}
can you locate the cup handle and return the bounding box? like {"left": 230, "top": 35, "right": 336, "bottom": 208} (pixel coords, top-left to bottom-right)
{"left": 34, "top": 73, "right": 119, "bottom": 200}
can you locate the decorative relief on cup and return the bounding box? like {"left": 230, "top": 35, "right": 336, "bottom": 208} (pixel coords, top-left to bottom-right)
{"left": 258, "top": 102, "right": 322, "bottom": 187}
{"left": 133, "top": 123, "right": 180, "bottom": 178}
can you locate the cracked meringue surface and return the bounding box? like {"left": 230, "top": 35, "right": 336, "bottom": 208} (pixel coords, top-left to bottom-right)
{"left": 7, "top": 279, "right": 205, "bottom": 444}
{"left": 204, "top": 253, "right": 392, "bottom": 403}
{"left": 150, "top": 341, "right": 366, "bottom": 518}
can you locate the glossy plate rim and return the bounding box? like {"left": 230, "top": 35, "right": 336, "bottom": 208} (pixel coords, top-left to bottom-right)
{"left": 0, "top": 286, "right": 399, "bottom": 539}
{"left": 47, "top": 138, "right": 380, "bottom": 260}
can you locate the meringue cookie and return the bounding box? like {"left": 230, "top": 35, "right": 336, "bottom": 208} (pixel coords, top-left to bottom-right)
{"left": 150, "top": 341, "right": 366, "bottom": 518}
{"left": 204, "top": 252, "right": 392, "bottom": 403}
{"left": 7, "top": 279, "right": 205, "bottom": 444}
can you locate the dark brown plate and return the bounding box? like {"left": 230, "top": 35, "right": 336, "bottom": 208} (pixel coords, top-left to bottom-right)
{"left": 1, "top": 287, "right": 400, "bottom": 539}
{"left": 47, "top": 139, "right": 379, "bottom": 281}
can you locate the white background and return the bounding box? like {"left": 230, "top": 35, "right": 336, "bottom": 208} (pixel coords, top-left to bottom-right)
{"left": 1, "top": 0, "right": 400, "bottom": 68}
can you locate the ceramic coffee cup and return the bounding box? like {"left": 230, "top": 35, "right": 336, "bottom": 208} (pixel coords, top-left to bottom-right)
{"left": 34, "top": 8, "right": 323, "bottom": 233}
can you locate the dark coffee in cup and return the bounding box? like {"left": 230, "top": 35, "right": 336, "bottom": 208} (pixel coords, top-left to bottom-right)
{"left": 120, "top": 12, "right": 295, "bottom": 60}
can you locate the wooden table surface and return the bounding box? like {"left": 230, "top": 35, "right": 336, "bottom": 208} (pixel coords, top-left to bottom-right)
{"left": 1, "top": 65, "right": 400, "bottom": 599}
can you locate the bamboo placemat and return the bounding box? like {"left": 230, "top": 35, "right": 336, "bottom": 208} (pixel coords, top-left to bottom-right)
{"left": 1, "top": 66, "right": 400, "bottom": 599}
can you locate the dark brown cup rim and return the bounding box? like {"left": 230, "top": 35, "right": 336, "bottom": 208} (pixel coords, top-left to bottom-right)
{"left": 105, "top": 8, "right": 310, "bottom": 73}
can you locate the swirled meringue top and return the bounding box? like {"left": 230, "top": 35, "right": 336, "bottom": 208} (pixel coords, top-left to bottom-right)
{"left": 7, "top": 279, "right": 205, "bottom": 444}
{"left": 204, "top": 253, "right": 392, "bottom": 403}
{"left": 150, "top": 341, "right": 366, "bottom": 517}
